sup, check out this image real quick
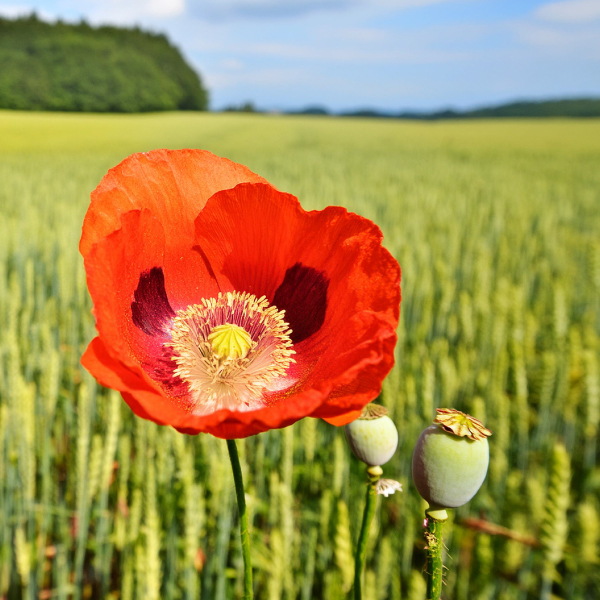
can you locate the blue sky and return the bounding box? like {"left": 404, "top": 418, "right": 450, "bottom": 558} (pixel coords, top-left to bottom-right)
{"left": 1, "top": 0, "right": 599, "bottom": 111}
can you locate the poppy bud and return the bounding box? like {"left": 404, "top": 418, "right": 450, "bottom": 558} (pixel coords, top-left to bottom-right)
{"left": 344, "top": 404, "right": 399, "bottom": 467}
{"left": 412, "top": 408, "right": 491, "bottom": 510}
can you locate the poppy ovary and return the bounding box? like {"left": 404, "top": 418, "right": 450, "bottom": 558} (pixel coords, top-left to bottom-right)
{"left": 412, "top": 408, "right": 491, "bottom": 510}
{"left": 208, "top": 323, "right": 253, "bottom": 360}
{"left": 343, "top": 403, "right": 399, "bottom": 469}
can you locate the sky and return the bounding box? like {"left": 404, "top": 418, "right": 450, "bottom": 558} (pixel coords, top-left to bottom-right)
{"left": 1, "top": 0, "right": 599, "bottom": 111}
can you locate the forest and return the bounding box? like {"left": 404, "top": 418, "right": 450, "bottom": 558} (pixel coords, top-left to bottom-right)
{"left": 0, "top": 14, "right": 208, "bottom": 112}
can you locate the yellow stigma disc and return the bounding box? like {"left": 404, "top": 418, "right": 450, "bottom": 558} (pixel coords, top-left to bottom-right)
{"left": 208, "top": 323, "right": 253, "bottom": 359}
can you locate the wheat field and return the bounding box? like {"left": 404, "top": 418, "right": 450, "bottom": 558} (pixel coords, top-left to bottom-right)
{"left": 1, "top": 110, "right": 599, "bottom": 599}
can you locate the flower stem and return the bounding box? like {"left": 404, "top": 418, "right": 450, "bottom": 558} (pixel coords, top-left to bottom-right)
{"left": 424, "top": 509, "right": 448, "bottom": 600}
{"left": 227, "top": 439, "right": 253, "bottom": 600}
{"left": 354, "top": 483, "right": 377, "bottom": 600}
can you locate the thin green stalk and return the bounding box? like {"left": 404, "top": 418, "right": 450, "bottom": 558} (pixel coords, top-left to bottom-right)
{"left": 424, "top": 511, "right": 447, "bottom": 600}
{"left": 354, "top": 483, "right": 377, "bottom": 600}
{"left": 226, "top": 439, "right": 253, "bottom": 600}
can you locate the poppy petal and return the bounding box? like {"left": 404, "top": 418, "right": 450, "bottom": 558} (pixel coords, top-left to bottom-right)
{"left": 82, "top": 336, "right": 187, "bottom": 426}
{"left": 131, "top": 267, "right": 176, "bottom": 337}
{"left": 322, "top": 411, "right": 362, "bottom": 427}
{"left": 80, "top": 149, "right": 267, "bottom": 258}
{"left": 272, "top": 263, "right": 329, "bottom": 344}
{"left": 305, "top": 310, "right": 397, "bottom": 416}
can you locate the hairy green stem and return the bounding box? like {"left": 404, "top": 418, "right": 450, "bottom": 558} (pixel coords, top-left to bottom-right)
{"left": 354, "top": 483, "right": 377, "bottom": 600}
{"left": 227, "top": 439, "right": 253, "bottom": 600}
{"left": 425, "top": 511, "right": 447, "bottom": 600}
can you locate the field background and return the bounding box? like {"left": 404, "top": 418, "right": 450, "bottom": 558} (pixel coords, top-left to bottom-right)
{"left": 1, "top": 111, "right": 599, "bottom": 600}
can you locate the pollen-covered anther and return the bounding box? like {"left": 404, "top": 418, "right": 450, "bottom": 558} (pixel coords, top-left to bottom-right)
{"left": 166, "top": 291, "right": 295, "bottom": 416}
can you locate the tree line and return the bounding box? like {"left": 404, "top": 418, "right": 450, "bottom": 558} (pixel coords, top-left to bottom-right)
{"left": 286, "top": 98, "right": 600, "bottom": 119}
{"left": 0, "top": 14, "right": 208, "bottom": 112}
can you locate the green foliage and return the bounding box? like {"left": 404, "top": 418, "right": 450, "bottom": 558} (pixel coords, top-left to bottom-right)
{"left": 0, "top": 14, "right": 208, "bottom": 112}
{"left": 0, "top": 112, "right": 600, "bottom": 599}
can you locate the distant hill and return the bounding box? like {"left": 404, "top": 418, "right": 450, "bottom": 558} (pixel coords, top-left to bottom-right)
{"left": 289, "top": 98, "right": 600, "bottom": 119}
{"left": 396, "top": 98, "right": 600, "bottom": 119}
{"left": 0, "top": 14, "right": 208, "bottom": 112}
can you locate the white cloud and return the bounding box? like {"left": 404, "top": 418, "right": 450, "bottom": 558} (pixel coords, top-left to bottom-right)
{"left": 191, "top": 0, "right": 456, "bottom": 20}
{"left": 512, "top": 20, "right": 600, "bottom": 59}
{"left": 146, "top": 0, "right": 185, "bottom": 17}
{"left": 204, "top": 66, "right": 311, "bottom": 91}
{"left": 219, "top": 58, "right": 244, "bottom": 70}
{"left": 535, "top": 0, "right": 600, "bottom": 22}
{"left": 184, "top": 21, "right": 486, "bottom": 65}
{"left": 0, "top": 4, "right": 43, "bottom": 17}
{"left": 192, "top": 0, "right": 348, "bottom": 20}
{"left": 71, "top": 0, "right": 185, "bottom": 24}
{"left": 332, "top": 27, "right": 390, "bottom": 42}
{"left": 375, "top": 0, "right": 455, "bottom": 7}
{"left": 223, "top": 40, "right": 468, "bottom": 64}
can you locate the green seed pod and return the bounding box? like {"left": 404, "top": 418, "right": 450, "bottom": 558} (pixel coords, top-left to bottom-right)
{"left": 344, "top": 404, "right": 398, "bottom": 467}
{"left": 412, "top": 408, "right": 491, "bottom": 509}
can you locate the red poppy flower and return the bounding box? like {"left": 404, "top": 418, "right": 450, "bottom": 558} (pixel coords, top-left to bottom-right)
{"left": 80, "top": 149, "right": 400, "bottom": 439}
